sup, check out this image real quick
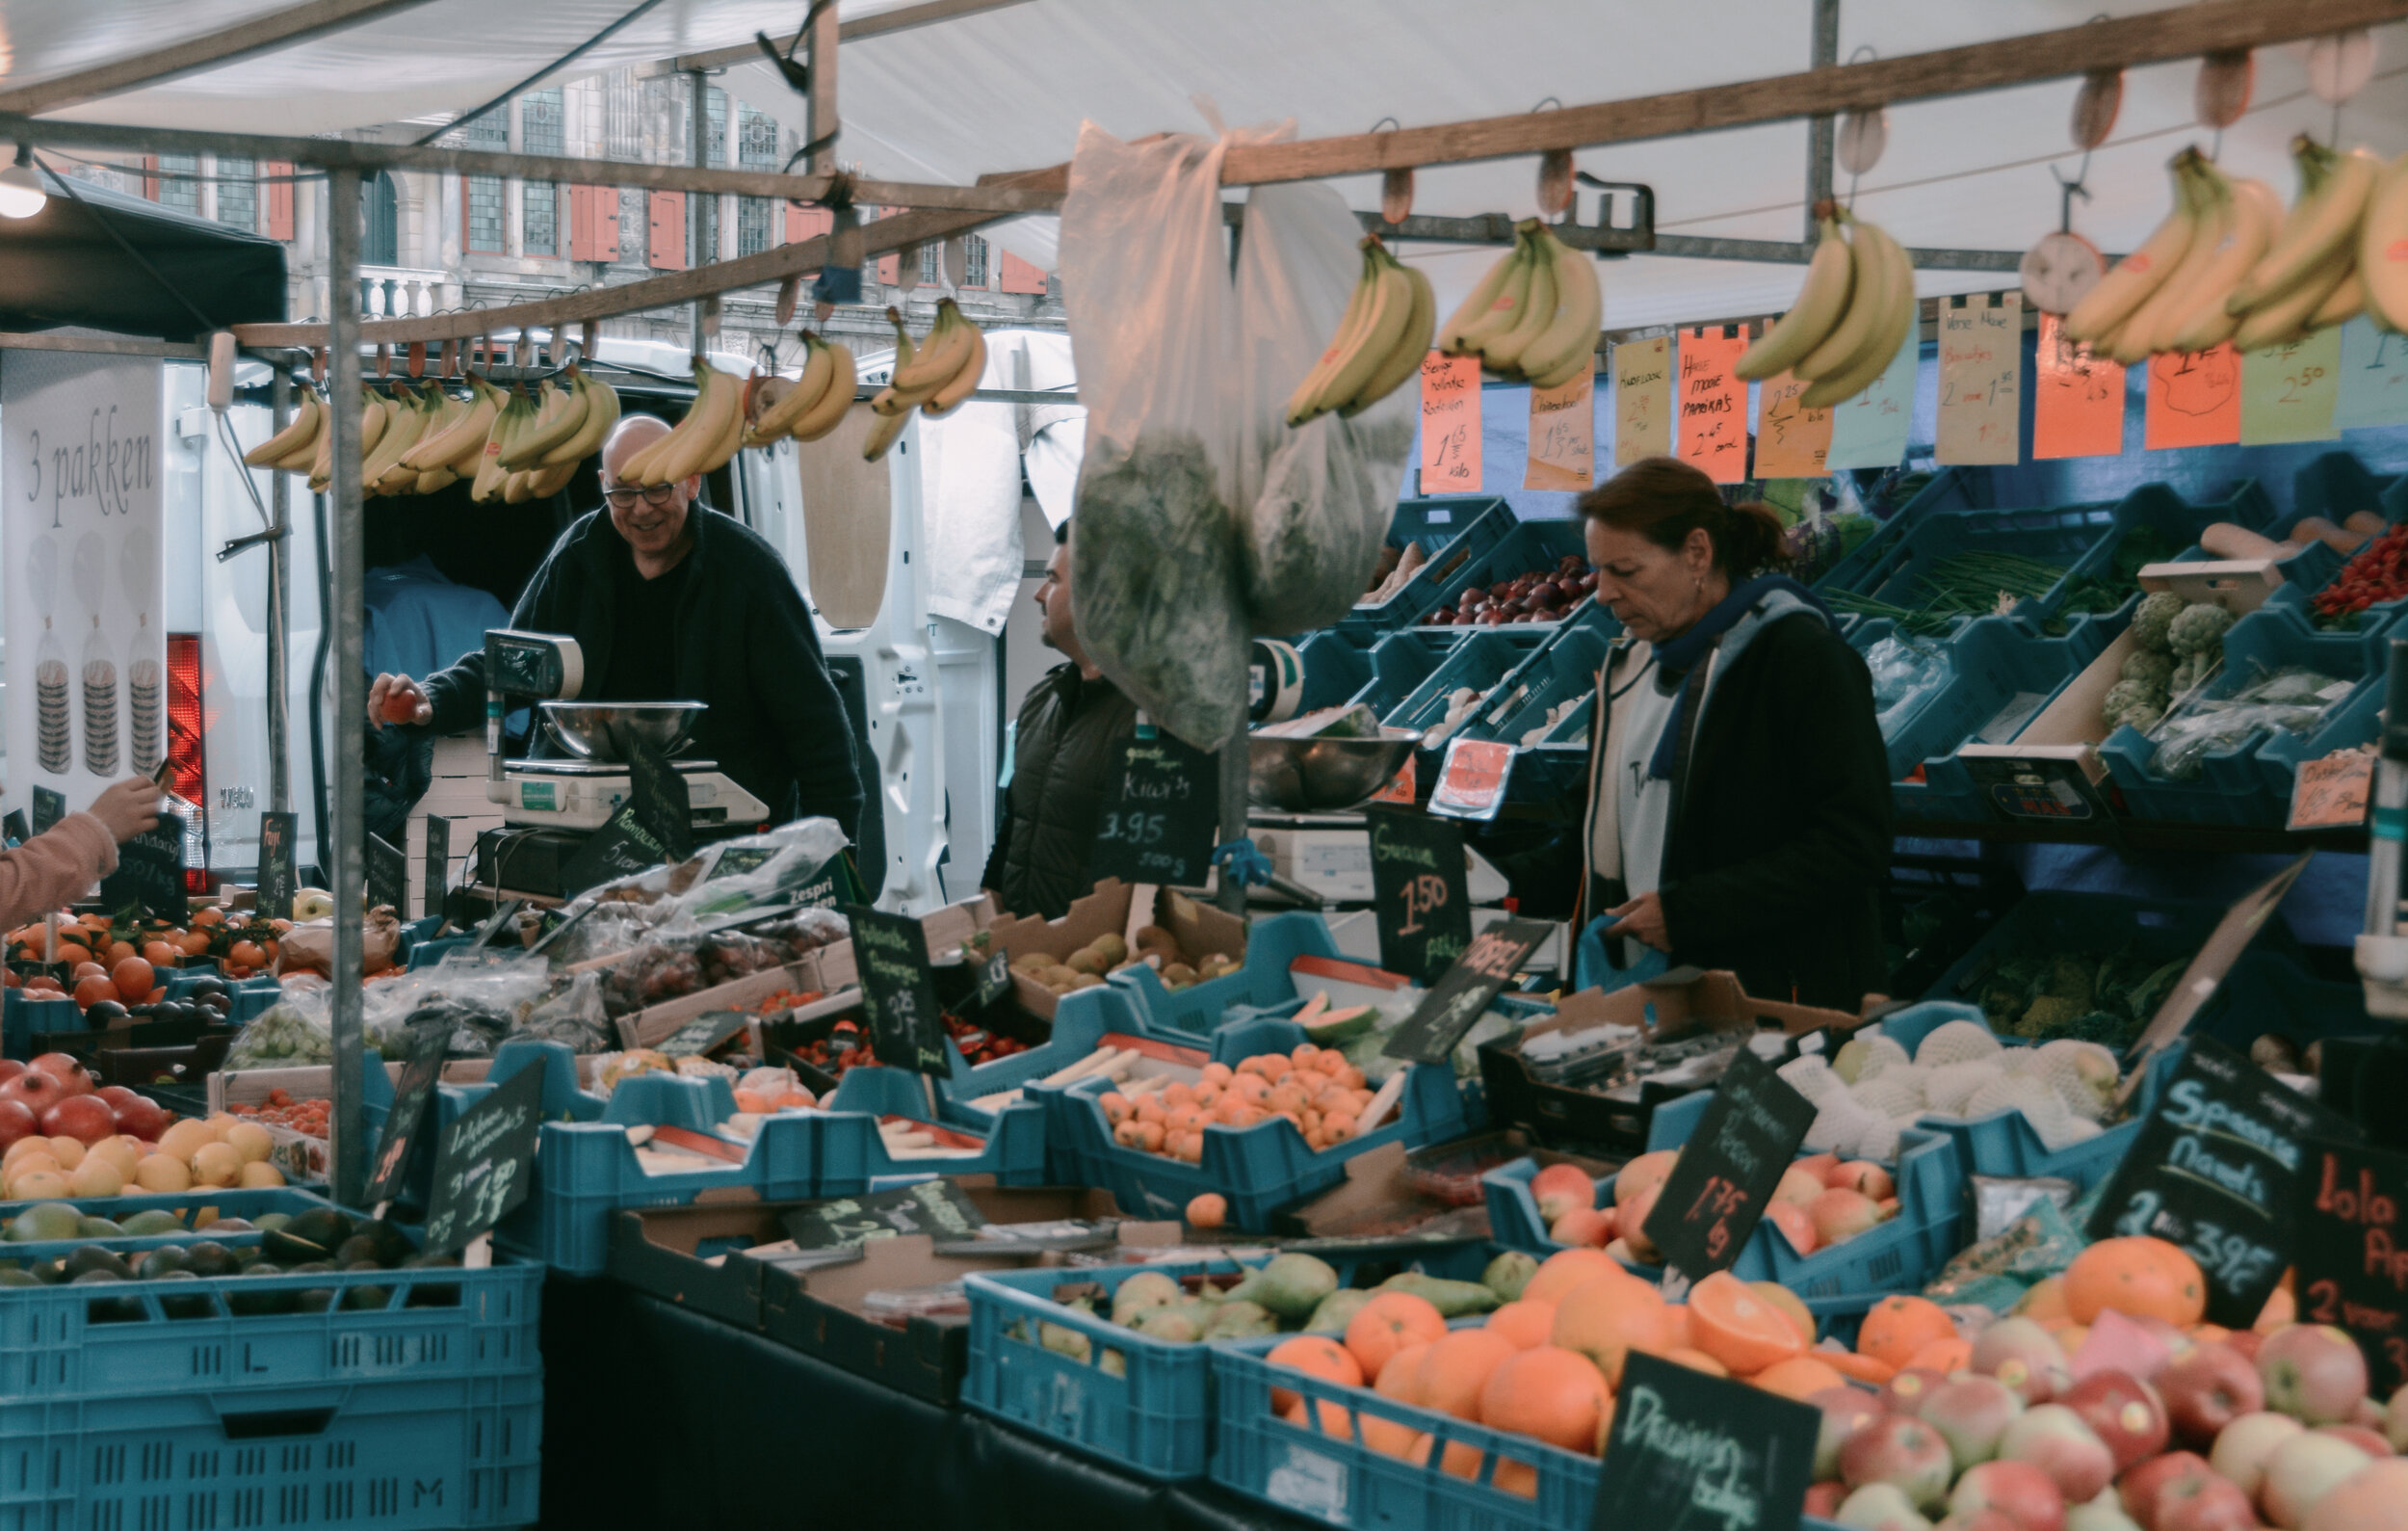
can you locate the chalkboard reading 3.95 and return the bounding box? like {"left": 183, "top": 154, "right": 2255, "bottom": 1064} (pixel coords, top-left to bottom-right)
{"left": 1366, "top": 806, "right": 1471, "bottom": 985}
{"left": 422, "top": 1065, "right": 543, "bottom": 1256}
{"left": 1641, "top": 1047, "right": 1817, "bottom": 1300}
{"left": 1087, "top": 733, "right": 1217, "bottom": 887}
{"left": 845, "top": 905, "right": 951, "bottom": 1076}
{"left": 2089, "top": 1038, "right": 2358, "bottom": 1328}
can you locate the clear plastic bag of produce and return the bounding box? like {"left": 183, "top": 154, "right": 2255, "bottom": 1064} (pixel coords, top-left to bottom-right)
{"left": 2143, "top": 664, "right": 2352, "bottom": 779}
{"left": 1863, "top": 633, "right": 1954, "bottom": 725}
{"left": 515, "top": 969, "right": 614, "bottom": 1054}
{"left": 598, "top": 908, "right": 848, "bottom": 1023}
{"left": 549, "top": 818, "right": 851, "bottom": 963}
{"left": 1231, "top": 179, "right": 1416, "bottom": 635}
{"left": 226, "top": 983, "right": 332, "bottom": 1066}
{"left": 1059, "top": 119, "right": 1258, "bottom": 750}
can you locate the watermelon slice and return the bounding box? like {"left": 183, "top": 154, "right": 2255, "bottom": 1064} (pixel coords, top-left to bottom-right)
{"left": 1303, "top": 1004, "right": 1377, "bottom": 1045}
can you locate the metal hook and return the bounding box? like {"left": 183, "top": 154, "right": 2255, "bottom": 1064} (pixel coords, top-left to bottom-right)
{"left": 1368, "top": 116, "right": 1400, "bottom": 134}
{"left": 1846, "top": 44, "right": 1879, "bottom": 65}
{"left": 1530, "top": 96, "right": 1562, "bottom": 113}
{"left": 2051, "top": 156, "right": 2093, "bottom": 234}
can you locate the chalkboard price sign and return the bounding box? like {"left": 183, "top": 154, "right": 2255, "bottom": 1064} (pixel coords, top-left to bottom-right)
{"left": 1591, "top": 1351, "right": 1818, "bottom": 1531}
{"left": 422, "top": 1065, "right": 543, "bottom": 1256}
{"left": 366, "top": 831, "right": 406, "bottom": 911}
{"left": 99, "top": 806, "right": 187, "bottom": 920}
{"left": 2089, "top": 1038, "right": 2359, "bottom": 1328}
{"left": 557, "top": 798, "right": 672, "bottom": 894}
{"left": 845, "top": 905, "right": 951, "bottom": 1076}
{"left": 1366, "top": 806, "right": 1471, "bottom": 985}
{"left": 1087, "top": 733, "right": 1217, "bottom": 887}
{"left": 2294, "top": 1134, "right": 2408, "bottom": 1393}
{"left": 1381, "top": 917, "right": 1551, "bottom": 1065}
{"left": 626, "top": 738, "right": 694, "bottom": 861}
{"left": 782, "top": 1179, "right": 987, "bottom": 1251}
{"left": 423, "top": 815, "right": 451, "bottom": 920}
{"left": 971, "top": 949, "right": 1012, "bottom": 1009}
{"left": 257, "top": 810, "right": 299, "bottom": 923}
{"left": 30, "top": 786, "right": 63, "bottom": 836}
{"left": 1642, "top": 1047, "right": 1817, "bottom": 1299}
{"left": 657, "top": 1010, "right": 748, "bottom": 1060}
{"left": 365, "top": 1017, "right": 451, "bottom": 1206}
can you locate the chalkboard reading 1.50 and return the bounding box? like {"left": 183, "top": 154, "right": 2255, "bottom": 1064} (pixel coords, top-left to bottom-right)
{"left": 1366, "top": 806, "right": 1470, "bottom": 985}
{"left": 1087, "top": 733, "right": 1217, "bottom": 886}
{"left": 845, "top": 905, "right": 951, "bottom": 1076}
{"left": 2089, "top": 1038, "right": 2359, "bottom": 1329}
{"left": 1642, "top": 1047, "right": 1817, "bottom": 1300}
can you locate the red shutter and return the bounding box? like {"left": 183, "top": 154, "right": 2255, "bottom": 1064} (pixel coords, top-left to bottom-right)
{"left": 998, "top": 251, "right": 1049, "bottom": 295}
{"left": 648, "top": 191, "right": 685, "bottom": 269}
{"left": 569, "top": 186, "right": 619, "bottom": 261}
{"left": 785, "top": 204, "right": 832, "bottom": 245}
{"left": 265, "top": 162, "right": 294, "bottom": 241}
{"left": 143, "top": 155, "right": 160, "bottom": 202}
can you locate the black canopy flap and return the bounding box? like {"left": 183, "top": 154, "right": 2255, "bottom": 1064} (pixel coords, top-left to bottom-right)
{"left": 0, "top": 172, "right": 286, "bottom": 341}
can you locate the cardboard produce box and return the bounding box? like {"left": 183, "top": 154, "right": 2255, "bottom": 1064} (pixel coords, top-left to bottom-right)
{"left": 1477, "top": 968, "right": 1871, "bottom": 1155}
{"left": 606, "top": 1180, "right": 1172, "bottom": 1404}
{"left": 983, "top": 880, "right": 1246, "bottom": 1020}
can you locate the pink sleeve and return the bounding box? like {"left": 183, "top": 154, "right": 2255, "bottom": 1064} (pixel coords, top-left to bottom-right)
{"left": 0, "top": 813, "right": 118, "bottom": 931}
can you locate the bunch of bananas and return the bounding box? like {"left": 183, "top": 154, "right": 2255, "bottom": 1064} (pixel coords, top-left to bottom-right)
{"left": 242, "top": 369, "right": 621, "bottom": 506}
{"left": 2063, "top": 148, "right": 2298, "bottom": 363}
{"left": 1735, "top": 204, "right": 1919, "bottom": 407}
{"left": 860, "top": 300, "right": 988, "bottom": 462}
{"left": 1286, "top": 236, "right": 1435, "bottom": 425}
{"left": 741, "top": 331, "right": 857, "bottom": 450}
{"left": 1436, "top": 219, "right": 1603, "bottom": 388}
{"left": 620, "top": 357, "right": 746, "bottom": 488}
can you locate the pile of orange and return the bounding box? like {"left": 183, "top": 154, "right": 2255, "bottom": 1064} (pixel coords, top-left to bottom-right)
{"left": 6, "top": 906, "right": 288, "bottom": 1002}
{"left": 1098, "top": 1045, "right": 1378, "bottom": 1164}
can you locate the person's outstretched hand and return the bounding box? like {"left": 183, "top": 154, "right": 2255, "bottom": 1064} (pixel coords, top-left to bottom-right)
{"left": 368, "top": 673, "right": 432, "bottom": 728}
{"left": 89, "top": 777, "right": 163, "bottom": 844}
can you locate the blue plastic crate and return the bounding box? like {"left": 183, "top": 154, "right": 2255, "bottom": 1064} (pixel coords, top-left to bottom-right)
{"left": 821, "top": 1062, "right": 1050, "bottom": 1186}
{"left": 2098, "top": 601, "right": 2399, "bottom": 825}
{"left": 1340, "top": 497, "right": 1515, "bottom": 639}
{"left": 1481, "top": 1096, "right": 1965, "bottom": 1300}
{"left": 1466, "top": 607, "right": 1620, "bottom": 748}
{"left": 1926, "top": 888, "right": 2301, "bottom": 1015}
{"left": 2054, "top": 481, "right": 2276, "bottom": 620}
{"left": 943, "top": 984, "right": 1209, "bottom": 1144}
{"left": 227, "top": 974, "right": 284, "bottom": 1023}
{"left": 1812, "top": 467, "right": 1988, "bottom": 600}
{"left": 1875, "top": 1000, "right": 2183, "bottom": 1190}
{"left": 0, "top": 1187, "right": 353, "bottom": 1263}
{"left": 1107, "top": 911, "right": 1343, "bottom": 1048}
{"left": 406, "top": 936, "right": 474, "bottom": 971}
{"left": 1859, "top": 614, "right": 2115, "bottom": 817}
{"left": 1286, "top": 627, "right": 1458, "bottom": 722}
{"left": 1042, "top": 1015, "right": 1470, "bottom": 1229}
{"left": 1405, "top": 516, "right": 1592, "bottom": 637}
{"left": 0, "top": 1371, "right": 541, "bottom": 1531}
{"left": 1382, "top": 632, "right": 1555, "bottom": 759}
{"left": 0, "top": 993, "right": 79, "bottom": 1060}
{"left": 2290, "top": 450, "right": 2402, "bottom": 530}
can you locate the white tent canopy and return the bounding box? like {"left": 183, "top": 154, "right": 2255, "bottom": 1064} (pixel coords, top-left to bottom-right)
{"left": 9, "top": 1, "right": 2408, "bottom": 330}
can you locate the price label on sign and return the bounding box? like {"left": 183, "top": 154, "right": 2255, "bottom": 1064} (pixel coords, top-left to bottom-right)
{"left": 1366, "top": 806, "right": 1471, "bottom": 985}
{"left": 2296, "top": 1135, "right": 2408, "bottom": 1394}
{"left": 421, "top": 1064, "right": 543, "bottom": 1256}
{"left": 1590, "top": 1352, "right": 1819, "bottom": 1531}
{"left": 1087, "top": 733, "right": 1217, "bottom": 886}
{"left": 2089, "top": 1038, "right": 2360, "bottom": 1327}
{"left": 845, "top": 905, "right": 952, "bottom": 1076}
{"left": 1381, "top": 917, "right": 1550, "bottom": 1066}
{"left": 1419, "top": 352, "right": 1482, "bottom": 492}
{"left": 1642, "top": 1048, "right": 1816, "bottom": 1298}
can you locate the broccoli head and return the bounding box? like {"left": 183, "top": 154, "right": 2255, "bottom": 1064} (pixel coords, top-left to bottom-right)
{"left": 2133, "top": 591, "right": 2186, "bottom": 654}
{"left": 2015, "top": 994, "right": 2089, "bottom": 1038}
{"left": 2121, "top": 649, "right": 2176, "bottom": 690}
{"left": 2169, "top": 600, "right": 2237, "bottom": 657}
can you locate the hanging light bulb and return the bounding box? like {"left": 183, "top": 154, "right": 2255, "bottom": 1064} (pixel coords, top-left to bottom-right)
{"left": 0, "top": 145, "right": 49, "bottom": 220}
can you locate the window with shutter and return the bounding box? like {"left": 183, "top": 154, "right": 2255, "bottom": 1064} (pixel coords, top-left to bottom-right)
{"left": 786, "top": 204, "right": 833, "bottom": 245}
{"left": 649, "top": 191, "right": 686, "bottom": 269}
{"left": 965, "top": 234, "right": 989, "bottom": 289}
{"left": 521, "top": 89, "right": 563, "bottom": 256}
{"left": 458, "top": 107, "right": 507, "bottom": 254}
{"left": 265, "top": 162, "right": 295, "bottom": 242}
{"left": 155, "top": 154, "right": 199, "bottom": 216}
{"left": 737, "top": 104, "right": 777, "bottom": 257}
{"left": 998, "top": 251, "right": 1049, "bottom": 295}
{"left": 213, "top": 157, "right": 257, "bottom": 231}
{"left": 569, "top": 186, "right": 619, "bottom": 262}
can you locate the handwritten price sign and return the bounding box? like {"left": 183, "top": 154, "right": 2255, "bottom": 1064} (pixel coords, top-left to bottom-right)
{"left": 1419, "top": 352, "right": 1481, "bottom": 492}
{"left": 1612, "top": 335, "right": 1671, "bottom": 464}
{"left": 1525, "top": 372, "right": 1595, "bottom": 491}
{"left": 1643, "top": 1048, "right": 1816, "bottom": 1299}
{"left": 1382, "top": 917, "right": 1549, "bottom": 1066}
{"left": 1675, "top": 327, "right": 1748, "bottom": 484}
{"left": 1367, "top": 806, "right": 1470, "bottom": 984}
{"left": 2241, "top": 328, "right": 2343, "bottom": 445}
{"left": 2033, "top": 312, "right": 2126, "bottom": 461}
{"left": 1936, "top": 293, "right": 2024, "bottom": 465}
{"left": 1752, "top": 371, "right": 1833, "bottom": 480}
{"left": 421, "top": 1064, "right": 543, "bottom": 1256}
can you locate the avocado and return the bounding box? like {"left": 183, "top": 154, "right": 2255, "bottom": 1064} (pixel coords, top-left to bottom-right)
{"left": 149, "top": 1270, "right": 215, "bottom": 1320}
{"left": 29, "top": 1259, "right": 67, "bottom": 1285}
{"left": 182, "top": 1241, "right": 238, "bottom": 1279}
{"left": 135, "top": 1247, "right": 190, "bottom": 1280}
{"left": 350, "top": 1219, "right": 415, "bottom": 1266}
{"left": 332, "top": 1236, "right": 383, "bottom": 1268}
{"left": 251, "top": 1212, "right": 293, "bottom": 1234}
{"left": 264, "top": 1208, "right": 353, "bottom": 1265}
{"left": 293, "top": 1287, "right": 336, "bottom": 1314}
{"left": 0, "top": 1268, "right": 38, "bottom": 1287}
{"left": 226, "top": 1267, "right": 296, "bottom": 1316}
{"left": 198, "top": 1218, "right": 254, "bottom": 1235}
{"left": 117, "top": 1209, "right": 183, "bottom": 1237}
{"left": 342, "top": 1282, "right": 392, "bottom": 1312}
{"left": 64, "top": 1246, "right": 134, "bottom": 1281}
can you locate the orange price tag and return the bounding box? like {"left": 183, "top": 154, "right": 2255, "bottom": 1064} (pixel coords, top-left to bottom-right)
{"left": 1751, "top": 371, "right": 1833, "bottom": 479}
{"left": 1936, "top": 293, "right": 2024, "bottom": 465}
{"left": 1370, "top": 753, "right": 1417, "bottom": 806}
{"left": 1612, "top": 335, "right": 1671, "bottom": 465}
{"left": 2142, "top": 344, "right": 2242, "bottom": 450}
{"left": 1675, "top": 327, "right": 1748, "bottom": 484}
{"left": 1524, "top": 372, "right": 1595, "bottom": 491}
{"left": 2032, "top": 312, "right": 2126, "bottom": 461}
{"left": 1419, "top": 353, "right": 1482, "bottom": 493}
{"left": 2289, "top": 751, "right": 2372, "bottom": 832}
{"left": 1426, "top": 739, "right": 1514, "bottom": 821}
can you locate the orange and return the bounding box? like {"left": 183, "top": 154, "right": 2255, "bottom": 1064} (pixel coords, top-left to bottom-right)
{"left": 1185, "top": 1193, "right": 1226, "bottom": 1229}
{"left": 1751, "top": 1355, "right": 1848, "bottom": 1401}
{"left": 2016, "top": 1276, "right": 2070, "bottom": 1325}
{"left": 1751, "top": 1282, "right": 1817, "bottom": 1347}
{"left": 2063, "top": 1236, "right": 2207, "bottom": 1327}
{"left": 192, "top": 907, "right": 223, "bottom": 927}
{"left": 1550, "top": 1273, "right": 1671, "bottom": 1387}
{"left": 1822, "top": 1349, "right": 1898, "bottom": 1386}
{"left": 1265, "top": 1334, "right": 1362, "bottom": 1414}
{"left": 72, "top": 974, "right": 116, "bottom": 1007}
{"left": 1404, "top": 1435, "right": 1489, "bottom": 1480}
{"left": 1485, "top": 1300, "right": 1557, "bottom": 1351}
{"left": 1374, "top": 1342, "right": 1433, "bottom": 1407}
{"left": 1493, "top": 1459, "right": 1540, "bottom": 1499}
{"left": 1415, "top": 1329, "right": 1519, "bottom": 1422}
{"left": 1687, "top": 1271, "right": 1807, "bottom": 1376}
{"left": 1904, "top": 1335, "right": 1973, "bottom": 1374}
{"left": 141, "top": 939, "right": 178, "bottom": 967}
{"left": 110, "top": 957, "right": 153, "bottom": 1005}
{"left": 1345, "top": 1292, "right": 1447, "bottom": 1384}
{"left": 105, "top": 939, "right": 136, "bottom": 965}
{"left": 1359, "top": 1412, "right": 1422, "bottom": 1459}
{"left": 1857, "top": 1294, "right": 1957, "bottom": 1370}
{"left": 175, "top": 930, "right": 210, "bottom": 957}
{"left": 1279, "top": 1397, "right": 1353, "bottom": 1435}
{"left": 1523, "top": 1248, "right": 1621, "bottom": 1306}
{"left": 1479, "top": 1346, "right": 1610, "bottom": 1456}
{"left": 1663, "top": 1346, "right": 1730, "bottom": 1377}
{"left": 70, "top": 961, "right": 104, "bottom": 981}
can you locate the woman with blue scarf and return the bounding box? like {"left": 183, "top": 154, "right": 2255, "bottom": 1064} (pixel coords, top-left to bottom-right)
{"left": 1575, "top": 457, "right": 1891, "bottom": 1010}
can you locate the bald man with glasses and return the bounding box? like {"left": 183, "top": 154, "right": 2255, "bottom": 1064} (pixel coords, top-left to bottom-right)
{"left": 369, "top": 413, "right": 864, "bottom": 841}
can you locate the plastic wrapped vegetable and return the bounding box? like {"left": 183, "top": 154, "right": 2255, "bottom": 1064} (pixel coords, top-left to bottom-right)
{"left": 2146, "top": 665, "right": 2348, "bottom": 779}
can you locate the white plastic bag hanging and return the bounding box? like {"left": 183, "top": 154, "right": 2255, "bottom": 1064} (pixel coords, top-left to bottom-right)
{"left": 1232, "top": 182, "right": 1417, "bottom": 635}
{"left": 1058, "top": 123, "right": 1251, "bottom": 751}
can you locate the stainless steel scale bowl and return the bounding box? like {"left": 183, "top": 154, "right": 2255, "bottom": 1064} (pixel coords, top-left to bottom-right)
{"left": 538, "top": 701, "right": 705, "bottom": 762}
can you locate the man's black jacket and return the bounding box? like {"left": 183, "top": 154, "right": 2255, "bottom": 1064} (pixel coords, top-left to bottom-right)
{"left": 419, "top": 506, "right": 864, "bottom": 840}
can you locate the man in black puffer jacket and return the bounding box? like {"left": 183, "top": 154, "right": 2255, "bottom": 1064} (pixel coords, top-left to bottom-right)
{"left": 368, "top": 414, "right": 864, "bottom": 842}
{"left": 982, "top": 520, "right": 1138, "bottom": 918}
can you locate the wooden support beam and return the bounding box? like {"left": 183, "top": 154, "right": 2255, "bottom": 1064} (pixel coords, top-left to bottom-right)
{"left": 649, "top": 0, "right": 1037, "bottom": 76}
{"left": 810, "top": 0, "right": 841, "bottom": 177}
{"left": 0, "top": 0, "right": 440, "bottom": 118}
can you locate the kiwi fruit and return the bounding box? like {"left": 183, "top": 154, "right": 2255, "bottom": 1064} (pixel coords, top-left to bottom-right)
{"left": 1090, "top": 934, "right": 1129, "bottom": 965}
{"left": 1062, "top": 948, "right": 1107, "bottom": 976}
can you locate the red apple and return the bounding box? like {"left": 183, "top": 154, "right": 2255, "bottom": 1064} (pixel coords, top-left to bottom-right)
{"left": 2159, "top": 1344, "right": 2265, "bottom": 1447}
{"left": 2299, "top": 1457, "right": 2408, "bottom": 1531}
{"left": 1550, "top": 1206, "right": 1613, "bottom": 1248}
{"left": 1939, "top": 1513, "right": 2022, "bottom": 1531}
{"left": 1832, "top": 1160, "right": 1898, "bottom": 1200}
{"left": 1885, "top": 1366, "right": 1952, "bottom": 1414}
{"left": 1530, "top": 1161, "right": 1594, "bottom": 1224}
{"left": 1814, "top": 1384, "right": 1887, "bottom": 1481}
{"left": 38, "top": 1093, "right": 113, "bottom": 1147}
{"left": 2120, "top": 1451, "right": 2212, "bottom": 1530}
{"left": 26, "top": 1052, "right": 89, "bottom": 1095}
{"left": 2063, "top": 1371, "right": 2171, "bottom": 1473}
{"left": 1922, "top": 1374, "right": 2028, "bottom": 1471}
{"left": 2154, "top": 1469, "right": 2260, "bottom": 1531}
{"left": 2223, "top": 1331, "right": 2264, "bottom": 1364}
{"left": 1795, "top": 1151, "right": 1842, "bottom": 1182}
{"left": 2314, "top": 1423, "right": 2390, "bottom": 1458}
{"left": 0, "top": 1097, "right": 34, "bottom": 1151}
{"left": 1950, "top": 1459, "right": 2068, "bottom": 1531}
{"left": 2262, "top": 1431, "right": 2371, "bottom": 1527}
{"left": 2002, "top": 1404, "right": 2119, "bottom": 1504}
{"left": 1805, "top": 1482, "right": 1847, "bottom": 1519}
{"left": 1813, "top": 1187, "right": 1885, "bottom": 1245}
{"left": 1839, "top": 1482, "right": 1942, "bottom": 1531}
{"left": 1977, "top": 1317, "right": 2074, "bottom": 1405}
{"left": 2209, "top": 1411, "right": 2304, "bottom": 1499}
{"left": 1842, "top": 1414, "right": 1957, "bottom": 1511}
{"left": 2260, "top": 1326, "right": 2370, "bottom": 1426}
